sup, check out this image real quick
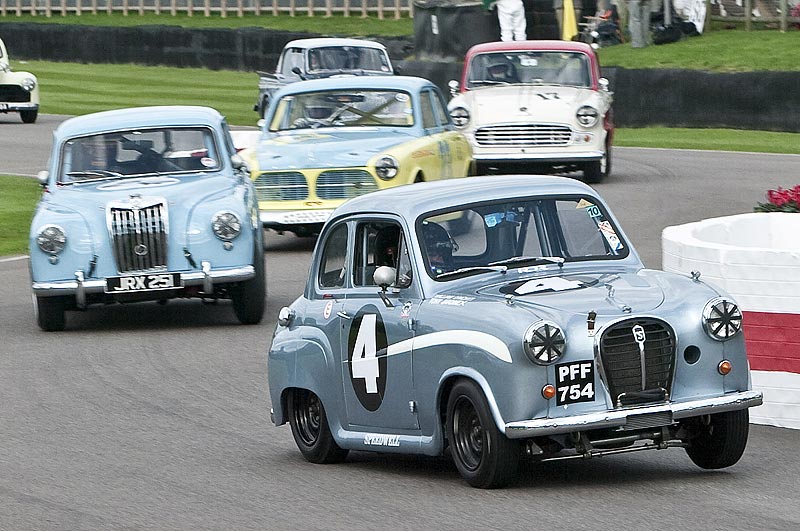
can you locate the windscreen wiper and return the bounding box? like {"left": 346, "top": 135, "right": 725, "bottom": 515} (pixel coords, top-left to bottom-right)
{"left": 435, "top": 265, "right": 508, "bottom": 280}
{"left": 488, "top": 256, "right": 565, "bottom": 268}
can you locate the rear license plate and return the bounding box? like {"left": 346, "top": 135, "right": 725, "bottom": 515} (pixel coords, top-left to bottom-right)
{"left": 106, "top": 272, "right": 181, "bottom": 293}
{"left": 555, "top": 360, "right": 596, "bottom": 405}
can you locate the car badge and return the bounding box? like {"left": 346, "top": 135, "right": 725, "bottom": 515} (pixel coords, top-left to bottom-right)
{"left": 519, "top": 106, "right": 528, "bottom": 113}
{"left": 632, "top": 324, "right": 647, "bottom": 389}
{"left": 134, "top": 244, "right": 149, "bottom": 257}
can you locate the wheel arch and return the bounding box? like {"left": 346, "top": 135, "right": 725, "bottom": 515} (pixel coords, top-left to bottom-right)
{"left": 437, "top": 367, "right": 507, "bottom": 436}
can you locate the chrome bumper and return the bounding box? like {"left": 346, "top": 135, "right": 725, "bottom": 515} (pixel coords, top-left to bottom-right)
{"left": 474, "top": 150, "right": 604, "bottom": 163}
{"left": 0, "top": 102, "right": 38, "bottom": 112}
{"left": 504, "top": 390, "right": 764, "bottom": 439}
{"left": 259, "top": 209, "right": 334, "bottom": 226}
{"left": 31, "top": 261, "right": 255, "bottom": 307}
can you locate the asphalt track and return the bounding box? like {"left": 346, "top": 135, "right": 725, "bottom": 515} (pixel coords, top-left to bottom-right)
{"left": 1, "top": 115, "right": 799, "bottom": 530}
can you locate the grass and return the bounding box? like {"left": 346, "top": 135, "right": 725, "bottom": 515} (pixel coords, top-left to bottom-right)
{"left": 614, "top": 127, "right": 800, "bottom": 154}
{"left": 0, "top": 175, "right": 41, "bottom": 256}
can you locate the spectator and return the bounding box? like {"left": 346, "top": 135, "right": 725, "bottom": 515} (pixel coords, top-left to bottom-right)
{"left": 485, "top": 0, "right": 527, "bottom": 41}
{"left": 627, "top": 0, "right": 654, "bottom": 48}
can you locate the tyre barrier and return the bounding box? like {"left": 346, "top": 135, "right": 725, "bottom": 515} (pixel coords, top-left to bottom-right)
{"left": 663, "top": 212, "right": 800, "bottom": 429}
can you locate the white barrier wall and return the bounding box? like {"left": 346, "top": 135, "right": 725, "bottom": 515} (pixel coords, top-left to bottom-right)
{"left": 663, "top": 212, "right": 800, "bottom": 429}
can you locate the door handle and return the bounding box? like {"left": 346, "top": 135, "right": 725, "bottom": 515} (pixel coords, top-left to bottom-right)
{"left": 337, "top": 311, "right": 352, "bottom": 320}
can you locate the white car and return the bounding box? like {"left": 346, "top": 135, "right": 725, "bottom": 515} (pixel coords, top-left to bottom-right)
{"left": 448, "top": 40, "right": 613, "bottom": 183}
{"left": 0, "top": 37, "right": 39, "bottom": 124}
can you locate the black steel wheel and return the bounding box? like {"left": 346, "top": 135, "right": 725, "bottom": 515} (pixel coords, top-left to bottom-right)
{"left": 288, "top": 389, "right": 348, "bottom": 464}
{"left": 231, "top": 239, "right": 266, "bottom": 325}
{"left": 684, "top": 409, "right": 750, "bottom": 469}
{"left": 446, "top": 380, "right": 519, "bottom": 488}
{"left": 20, "top": 109, "right": 38, "bottom": 124}
{"left": 34, "top": 295, "right": 66, "bottom": 332}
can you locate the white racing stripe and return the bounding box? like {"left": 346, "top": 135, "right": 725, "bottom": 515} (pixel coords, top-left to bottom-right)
{"left": 386, "top": 330, "right": 512, "bottom": 363}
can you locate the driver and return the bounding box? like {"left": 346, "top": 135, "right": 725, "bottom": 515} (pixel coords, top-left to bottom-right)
{"left": 421, "top": 221, "right": 454, "bottom": 277}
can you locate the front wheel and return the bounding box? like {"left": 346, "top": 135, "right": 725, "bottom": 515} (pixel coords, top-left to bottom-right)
{"left": 684, "top": 409, "right": 750, "bottom": 469}
{"left": 20, "top": 109, "right": 38, "bottom": 124}
{"left": 34, "top": 295, "right": 66, "bottom": 331}
{"left": 231, "top": 241, "right": 266, "bottom": 325}
{"left": 583, "top": 143, "right": 611, "bottom": 184}
{"left": 446, "top": 380, "right": 519, "bottom": 488}
{"left": 288, "top": 389, "right": 349, "bottom": 464}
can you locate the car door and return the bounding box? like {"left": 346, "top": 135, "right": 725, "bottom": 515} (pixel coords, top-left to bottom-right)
{"left": 338, "top": 217, "right": 421, "bottom": 430}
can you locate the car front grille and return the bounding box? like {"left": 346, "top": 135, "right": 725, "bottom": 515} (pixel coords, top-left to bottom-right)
{"left": 109, "top": 201, "right": 168, "bottom": 273}
{"left": 315, "top": 170, "right": 377, "bottom": 200}
{"left": 254, "top": 171, "right": 309, "bottom": 201}
{"left": 0, "top": 85, "right": 32, "bottom": 103}
{"left": 474, "top": 124, "right": 572, "bottom": 147}
{"left": 599, "top": 318, "right": 676, "bottom": 407}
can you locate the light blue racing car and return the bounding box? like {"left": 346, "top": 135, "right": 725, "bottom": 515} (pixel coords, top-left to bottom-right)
{"left": 269, "top": 175, "right": 762, "bottom": 488}
{"left": 29, "top": 106, "right": 265, "bottom": 331}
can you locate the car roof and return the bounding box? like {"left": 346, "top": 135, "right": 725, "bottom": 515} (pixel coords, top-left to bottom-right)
{"left": 271, "top": 75, "right": 436, "bottom": 97}
{"left": 282, "top": 37, "right": 388, "bottom": 50}
{"left": 54, "top": 106, "right": 225, "bottom": 139}
{"left": 466, "top": 40, "right": 596, "bottom": 56}
{"left": 332, "top": 176, "right": 601, "bottom": 220}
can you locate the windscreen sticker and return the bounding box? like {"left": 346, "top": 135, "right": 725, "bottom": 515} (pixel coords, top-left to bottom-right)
{"left": 576, "top": 198, "right": 594, "bottom": 209}
{"left": 200, "top": 157, "right": 216, "bottom": 168}
{"left": 597, "top": 221, "right": 624, "bottom": 251}
{"left": 395, "top": 93, "right": 409, "bottom": 102}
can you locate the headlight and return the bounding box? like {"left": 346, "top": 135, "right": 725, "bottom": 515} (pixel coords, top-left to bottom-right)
{"left": 375, "top": 155, "right": 399, "bottom": 180}
{"left": 703, "top": 297, "right": 743, "bottom": 341}
{"left": 523, "top": 320, "right": 566, "bottom": 365}
{"left": 576, "top": 105, "right": 599, "bottom": 128}
{"left": 450, "top": 107, "right": 470, "bottom": 128}
{"left": 21, "top": 77, "right": 36, "bottom": 92}
{"left": 211, "top": 211, "right": 242, "bottom": 241}
{"left": 36, "top": 225, "right": 66, "bottom": 255}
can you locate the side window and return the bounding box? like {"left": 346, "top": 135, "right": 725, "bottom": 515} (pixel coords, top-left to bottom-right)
{"left": 432, "top": 90, "right": 451, "bottom": 127}
{"left": 318, "top": 223, "right": 349, "bottom": 289}
{"left": 280, "top": 48, "right": 303, "bottom": 76}
{"left": 353, "top": 221, "right": 403, "bottom": 287}
{"left": 221, "top": 120, "right": 237, "bottom": 156}
{"left": 420, "top": 91, "right": 437, "bottom": 130}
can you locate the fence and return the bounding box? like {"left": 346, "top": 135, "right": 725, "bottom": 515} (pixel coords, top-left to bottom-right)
{"left": 709, "top": 0, "right": 800, "bottom": 31}
{"left": 0, "top": 0, "right": 413, "bottom": 19}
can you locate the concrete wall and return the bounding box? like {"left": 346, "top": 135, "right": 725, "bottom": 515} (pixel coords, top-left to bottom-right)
{"left": 2, "top": 22, "right": 799, "bottom": 132}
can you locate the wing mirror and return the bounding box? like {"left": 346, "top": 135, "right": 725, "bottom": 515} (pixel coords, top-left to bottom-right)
{"left": 37, "top": 170, "right": 49, "bottom": 186}
{"left": 448, "top": 80, "right": 460, "bottom": 98}
{"left": 373, "top": 265, "right": 397, "bottom": 308}
{"left": 599, "top": 77, "right": 610, "bottom": 92}
{"left": 277, "top": 306, "right": 296, "bottom": 327}
{"left": 291, "top": 66, "right": 306, "bottom": 80}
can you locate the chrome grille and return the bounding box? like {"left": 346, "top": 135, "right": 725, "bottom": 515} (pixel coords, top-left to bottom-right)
{"left": 109, "top": 201, "right": 168, "bottom": 273}
{"left": 254, "top": 172, "right": 308, "bottom": 201}
{"left": 599, "top": 318, "right": 676, "bottom": 407}
{"left": 316, "top": 170, "right": 377, "bottom": 200}
{"left": 474, "top": 124, "right": 572, "bottom": 147}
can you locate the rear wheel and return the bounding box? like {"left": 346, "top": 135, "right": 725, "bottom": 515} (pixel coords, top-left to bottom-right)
{"left": 446, "top": 380, "right": 519, "bottom": 488}
{"left": 684, "top": 409, "right": 750, "bottom": 469}
{"left": 231, "top": 239, "right": 266, "bottom": 325}
{"left": 34, "top": 295, "right": 66, "bottom": 331}
{"left": 288, "top": 389, "right": 348, "bottom": 464}
{"left": 20, "top": 109, "right": 38, "bottom": 124}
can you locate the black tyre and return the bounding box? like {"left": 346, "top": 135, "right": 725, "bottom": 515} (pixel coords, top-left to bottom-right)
{"left": 446, "top": 380, "right": 519, "bottom": 488}
{"left": 288, "top": 389, "right": 349, "bottom": 464}
{"left": 684, "top": 409, "right": 750, "bottom": 469}
{"left": 35, "top": 295, "right": 66, "bottom": 332}
{"left": 20, "top": 109, "right": 38, "bottom": 124}
{"left": 583, "top": 143, "right": 611, "bottom": 184}
{"left": 231, "top": 240, "right": 266, "bottom": 325}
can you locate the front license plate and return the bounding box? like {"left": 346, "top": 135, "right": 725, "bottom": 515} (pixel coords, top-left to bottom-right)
{"left": 555, "top": 360, "right": 596, "bottom": 405}
{"left": 106, "top": 272, "right": 181, "bottom": 293}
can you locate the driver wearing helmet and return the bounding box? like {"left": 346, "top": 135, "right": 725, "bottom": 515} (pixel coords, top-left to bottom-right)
{"left": 421, "top": 221, "right": 454, "bottom": 277}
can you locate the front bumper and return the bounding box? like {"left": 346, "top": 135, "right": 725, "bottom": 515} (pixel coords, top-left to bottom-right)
{"left": 474, "top": 150, "right": 604, "bottom": 164}
{"left": 504, "top": 390, "right": 763, "bottom": 438}
{"left": 260, "top": 209, "right": 334, "bottom": 227}
{"left": 0, "top": 102, "right": 38, "bottom": 113}
{"left": 31, "top": 261, "right": 255, "bottom": 307}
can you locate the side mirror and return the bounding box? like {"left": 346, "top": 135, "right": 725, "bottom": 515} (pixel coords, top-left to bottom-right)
{"left": 373, "top": 266, "right": 396, "bottom": 289}
{"left": 448, "top": 79, "right": 459, "bottom": 98}
{"left": 291, "top": 66, "right": 306, "bottom": 80}
{"left": 277, "top": 306, "right": 296, "bottom": 327}
{"left": 37, "top": 170, "right": 49, "bottom": 185}
{"left": 257, "top": 118, "right": 266, "bottom": 129}
{"left": 598, "top": 77, "right": 610, "bottom": 92}
{"left": 231, "top": 154, "right": 249, "bottom": 173}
